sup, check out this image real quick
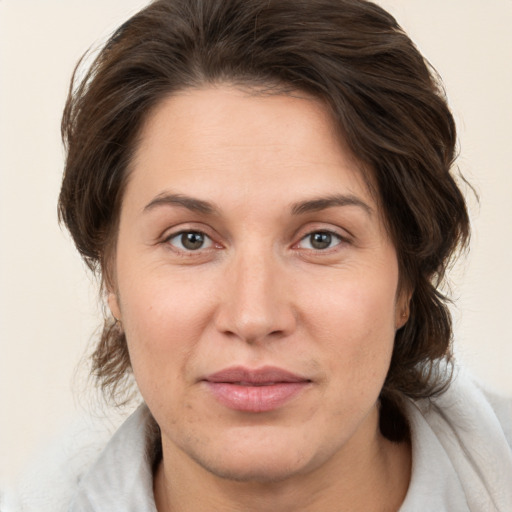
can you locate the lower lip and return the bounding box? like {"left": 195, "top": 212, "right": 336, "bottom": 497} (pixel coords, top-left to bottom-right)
{"left": 205, "top": 382, "right": 309, "bottom": 412}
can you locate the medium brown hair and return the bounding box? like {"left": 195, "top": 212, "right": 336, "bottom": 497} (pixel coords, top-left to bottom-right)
{"left": 59, "top": 0, "right": 470, "bottom": 441}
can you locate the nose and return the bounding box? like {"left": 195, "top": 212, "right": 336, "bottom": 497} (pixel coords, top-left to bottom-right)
{"left": 214, "top": 248, "right": 297, "bottom": 344}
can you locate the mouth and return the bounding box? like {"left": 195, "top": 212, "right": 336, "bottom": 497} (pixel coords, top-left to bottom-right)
{"left": 203, "top": 366, "right": 312, "bottom": 413}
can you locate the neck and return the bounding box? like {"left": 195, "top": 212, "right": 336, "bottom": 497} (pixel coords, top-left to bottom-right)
{"left": 153, "top": 410, "right": 411, "bottom": 512}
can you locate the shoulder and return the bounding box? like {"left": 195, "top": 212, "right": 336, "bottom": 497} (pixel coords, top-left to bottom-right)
{"left": 2, "top": 408, "right": 131, "bottom": 512}
{"left": 423, "top": 368, "right": 512, "bottom": 449}
{"left": 403, "top": 368, "right": 512, "bottom": 511}
{"left": 478, "top": 381, "right": 512, "bottom": 448}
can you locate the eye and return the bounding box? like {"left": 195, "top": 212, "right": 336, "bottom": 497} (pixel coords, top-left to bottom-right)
{"left": 297, "top": 231, "right": 343, "bottom": 250}
{"left": 166, "top": 231, "right": 213, "bottom": 251}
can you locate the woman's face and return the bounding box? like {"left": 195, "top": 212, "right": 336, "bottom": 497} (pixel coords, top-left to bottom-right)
{"left": 109, "top": 86, "right": 407, "bottom": 482}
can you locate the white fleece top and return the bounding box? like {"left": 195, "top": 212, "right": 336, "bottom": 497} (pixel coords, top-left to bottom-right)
{"left": 3, "top": 370, "right": 512, "bottom": 511}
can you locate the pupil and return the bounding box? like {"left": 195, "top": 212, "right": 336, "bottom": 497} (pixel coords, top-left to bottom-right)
{"left": 182, "top": 232, "right": 204, "bottom": 250}
{"left": 311, "top": 232, "right": 331, "bottom": 250}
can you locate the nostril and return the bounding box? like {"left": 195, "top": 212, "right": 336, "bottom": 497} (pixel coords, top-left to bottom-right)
{"left": 213, "top": 266, "right": 297, "bottom": 342}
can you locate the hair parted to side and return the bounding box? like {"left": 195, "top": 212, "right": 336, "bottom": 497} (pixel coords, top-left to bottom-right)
{"left": 59, "top": 0, "right": 470, "bottom": 441}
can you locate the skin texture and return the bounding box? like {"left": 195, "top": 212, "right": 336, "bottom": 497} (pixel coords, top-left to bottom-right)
{"left": 108, "top": 86, "right": 411, "bottom": 511}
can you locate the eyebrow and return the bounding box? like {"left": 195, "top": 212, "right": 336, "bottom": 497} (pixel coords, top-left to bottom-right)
{"left": 144, "top": 193, "right": 218, "bottom": 215}
{"left": 143, "top": 192, "right": 373, "bottom": 217}
{"left": 291, "top": 194, "right": 373, "bottom": 216}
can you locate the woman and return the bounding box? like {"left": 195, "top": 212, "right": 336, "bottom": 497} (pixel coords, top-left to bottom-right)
{"left": 6, "top": 0, "right": 512, "bottom": 510}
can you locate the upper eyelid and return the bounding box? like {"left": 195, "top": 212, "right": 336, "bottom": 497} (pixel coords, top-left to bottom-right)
{"left": 164, "top": 228, "right": 209, "bottom": 238}
{"left": 292, "top": 223, "right": 353, "bottom": 243}
{"left": 165, "top": 229, "right": 212, "bottom": 240}
{"left": 164, "top": 229, "right": 216, "bottom": 245}
{"left": 161, "top": 223, "right": 217, "bottom": 241}
{"left": 159, "top": 223, "right": 351, "bottom": 247}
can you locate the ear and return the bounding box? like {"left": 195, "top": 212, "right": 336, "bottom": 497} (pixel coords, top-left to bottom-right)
{"left": 107, "top": 291, "right": 122, "bottom": 322}
{"left": 394, "top": 290, "right": 412, "bottom": 330}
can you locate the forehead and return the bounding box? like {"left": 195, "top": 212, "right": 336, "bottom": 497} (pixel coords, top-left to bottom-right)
{"left": 127, "top": 85, "right": 377, "bottom": 214}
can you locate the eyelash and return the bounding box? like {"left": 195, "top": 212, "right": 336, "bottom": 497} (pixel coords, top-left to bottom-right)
{"left": 163, "top": 228, "right": 348, "bottom": 255}
{"left": 295, "top": 230, "right": 345, "bottom": 251}
{"left": 164, "top": 230, "right": 216, "bottom": 252}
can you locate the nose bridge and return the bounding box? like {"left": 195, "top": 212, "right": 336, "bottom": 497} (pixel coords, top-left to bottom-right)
{"left": 217, "top": 242, "right": 295, "bottom": 342}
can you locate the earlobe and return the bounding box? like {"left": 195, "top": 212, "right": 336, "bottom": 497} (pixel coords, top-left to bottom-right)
{"left": 107, "top": 291, "right": 122, "bottom": 322}
{"left": 395, "top": 309, "right": 409, "bottom": 330}
{"left": 395, "top": 292, "right": 412, "bottom": 330}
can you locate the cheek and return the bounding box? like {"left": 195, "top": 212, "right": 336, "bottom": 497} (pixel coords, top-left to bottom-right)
{"left": 300, "top": 266, "right": 398, "bottom": 380}
{"left": 304, "top": 269, "right": 398, "bottom": 337}
{"left": 310, "top": 283, "right": 397, "bottom": 426}
{"left": 115, "top": 265, "right": 217, "bottom": 391}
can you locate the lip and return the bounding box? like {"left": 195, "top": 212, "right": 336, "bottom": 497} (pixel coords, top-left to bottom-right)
{"left": 203, "top": 366, "right": 311, "bottom": 413}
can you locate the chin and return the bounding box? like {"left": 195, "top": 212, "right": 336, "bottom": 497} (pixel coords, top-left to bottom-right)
{"left": 180, "top": 428, "right": 326, "bottom": 484}
{"left": 190, "top": 450, "right": 310, "bottom": 484}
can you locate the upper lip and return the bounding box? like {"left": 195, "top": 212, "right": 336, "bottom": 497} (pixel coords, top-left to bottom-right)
{"left": 204, "top": 366, "right": 310, "bottom": 385}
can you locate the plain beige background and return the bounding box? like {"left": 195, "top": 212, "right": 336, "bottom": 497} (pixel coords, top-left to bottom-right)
{"left": 1, "top": 0, "right": 511, "bottom": 487}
